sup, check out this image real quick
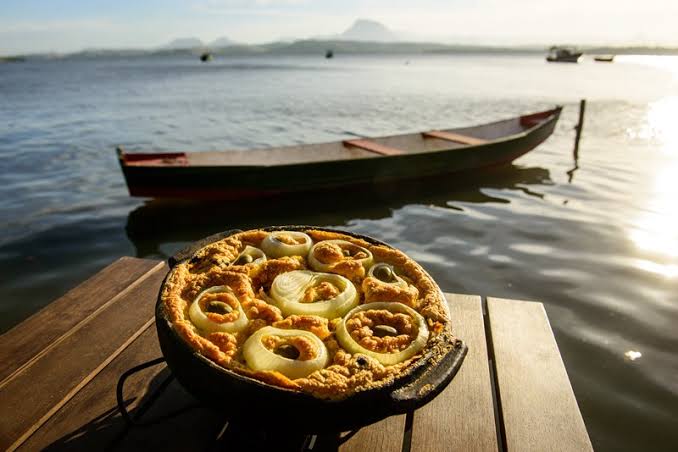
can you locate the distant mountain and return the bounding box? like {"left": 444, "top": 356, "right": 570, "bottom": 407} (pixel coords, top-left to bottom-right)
{"left": 210, "top": 36, "right": 235, "bottom": 48}
{"left": 163, "top": 37, "right": 204, "bottom": 49}
{"left": 338, "top": 19, "right": 398, "bottom": 42}
{"left": 14, "top": 34, "right": 678, "bottom": 60}
{"left": 275, "top": 36, "right": 298, "bottom": 44}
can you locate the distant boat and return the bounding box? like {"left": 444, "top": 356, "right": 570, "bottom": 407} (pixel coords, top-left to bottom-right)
{"left": 200, "top": 52, "right": 213, "bottom": 62}
{"left": 0, "top": 56, "right": 25, "bottom": 63}
{"left": 325, "top": 49, "right": 334, "bottom": 59}
{"left": 546, "top": 47, "right": 582, "bottom": 63}
{"left": 594, "top": 55, "right": 615, "bottom": 63}
{"left": 117, "top": 106, "right": 562, "bottom": 199}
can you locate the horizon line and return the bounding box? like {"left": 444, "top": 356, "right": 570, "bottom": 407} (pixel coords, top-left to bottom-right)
{"left": 4, "top": 39, "right": 678, "bottom": 59}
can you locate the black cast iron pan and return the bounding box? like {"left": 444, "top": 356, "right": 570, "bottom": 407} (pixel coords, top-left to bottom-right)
{"left": 156, "top": 226, "right": 467, "bottom": 433}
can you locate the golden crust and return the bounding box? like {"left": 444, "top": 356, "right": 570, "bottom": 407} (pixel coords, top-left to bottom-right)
{"left": 362, "top": 276, "right": 419, "bottom": 308}
{"left": 250, "top": 256, "right": 306, "bottom": 290}
{"left": 273, "top": 315, "right": 331, "bottom": 340}
{"left": 322, "top": 259, "right": 365, "bottom": 282}
{"left": 161, "top": 228, "right": 452, "bottom": 399}
{"left": 242, "top": 298, "right": 283, "bottom": 324}
{"left": 310, "top": 241, "right": 367, "bottom": 281}
{"left": 346, "top": 310, "right": 417, "bottom": 353}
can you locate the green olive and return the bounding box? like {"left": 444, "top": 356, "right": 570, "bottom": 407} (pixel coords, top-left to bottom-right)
{"left": 373, "top": 264, "right": 395, "bottom": 283}
{"left": 373, "top": 325, "right": 399, "bottom": 337}
{"left": 206, "top": 301, "right": 233, "bottom": 314}
{"left": 274, "top": 344, "right": 300, "bottom": 360}
{"left": 234, "top": 254, "right": 254, "bottom": 265}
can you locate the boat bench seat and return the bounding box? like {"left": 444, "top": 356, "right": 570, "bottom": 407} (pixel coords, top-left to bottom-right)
{"left": 422, "top": 130, "right": 488, "bottom": 146}
{"left": 343, "top": 139, "right": 405, "bottom": 156}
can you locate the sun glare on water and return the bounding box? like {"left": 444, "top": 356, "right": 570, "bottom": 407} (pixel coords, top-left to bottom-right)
{"left": 646, "top": 95, "right": 678, "bottom": 149}
{"left": 628, "top": 95, "right": 678, "bottom": 277}
{"left": 621, "top": 55, "right": 678, "bottom": 79}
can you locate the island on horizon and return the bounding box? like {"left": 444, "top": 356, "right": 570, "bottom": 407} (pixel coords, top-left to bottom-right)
{"left": 3, "top": 18, "right": 677, "bottom": 60}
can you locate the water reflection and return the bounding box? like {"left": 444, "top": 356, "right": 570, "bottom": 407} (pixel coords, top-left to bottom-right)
{"left": 566, "top": 148, "right": 580, "bottom": 183}
{"left": 623, "top": 55, "right": 678, "bottom": 80}
{"left": 634, "top": 96, "right": 678, "bottom": 146}
{"left": 125, "top": 164, "right": 551, "bottom": 258}
{"left": 647, "top": 96, "right": 678, "bottom": 150}
{"left": 629, "top": 161, "right": 678, "bottom": 260}
{"left": 567, "top": 113, "right": 583, "bottom": 183}
{"left": 628, "top": 96, "right": 678, "bottom": 276}
{"left": 624, "top": 350, "right": 642, "bottom": 362}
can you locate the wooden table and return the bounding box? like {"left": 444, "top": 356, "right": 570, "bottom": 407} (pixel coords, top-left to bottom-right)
{"left": 0, "top": 257, "right": 593, "bottom": 451}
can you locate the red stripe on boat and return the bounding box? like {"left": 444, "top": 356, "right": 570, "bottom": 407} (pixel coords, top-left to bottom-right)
{"left": 520, "top": 110, "right": 555, "bottom": 128}
{"left": 123, "top": 152, "right": 189, "bottom": 166}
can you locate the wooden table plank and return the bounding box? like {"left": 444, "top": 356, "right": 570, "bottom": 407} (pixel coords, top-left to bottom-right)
{"left": 17, "top": 326, "right": 168, "bottom": 451}
{"left": 0, "top": 261, "right": 168, "bottom": 451}
{"left": 410, "top": 294, "right": 499, "bottom": 452}
{"left": 0, "top": 257, "right": 162, "bottom": 384}
{"left": 339, "top": 414, "right": 407, "bottom": 452}
{"left": 487, "top": 297, "right": 593, "bottom": 452}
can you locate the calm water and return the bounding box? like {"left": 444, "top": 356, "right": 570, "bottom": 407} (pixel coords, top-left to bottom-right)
{"left": 1, "top": 53, "right": 677, "bottom": 450}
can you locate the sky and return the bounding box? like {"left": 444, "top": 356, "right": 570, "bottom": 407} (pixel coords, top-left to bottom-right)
{"left": 1, "top": 0, "right": 677, "bottom": 55}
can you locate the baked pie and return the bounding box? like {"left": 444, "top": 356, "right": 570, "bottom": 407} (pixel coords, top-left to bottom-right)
{"left": 161, "top": 228, "right": 451, "bottom": 399}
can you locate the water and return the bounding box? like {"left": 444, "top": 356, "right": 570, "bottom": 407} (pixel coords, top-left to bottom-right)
{"left": 2, "top": 53, "right": 678, "bottom": 450}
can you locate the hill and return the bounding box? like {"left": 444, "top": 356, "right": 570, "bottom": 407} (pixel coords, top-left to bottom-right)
{"left": 338, "top": 19, "right": 398, "bottom": 42}
{"left": 163, "top": 37, "right": 204, "bottom": 49}
{"left": 210, "top": 37, "right": 235, "bottom": 48}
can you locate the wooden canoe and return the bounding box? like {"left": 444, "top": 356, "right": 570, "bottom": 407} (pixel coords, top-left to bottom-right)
{"left": 117, "top": 106, "right": 562, "bottom": 199}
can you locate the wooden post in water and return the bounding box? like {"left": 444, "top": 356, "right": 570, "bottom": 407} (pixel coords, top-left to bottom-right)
{"left": 574, "top": 99, "right": 586, "bottom": 153}
{"left": 575, "top": 99, "right": 586, "bottom": 137}
{"left": 568, "top": 99, "right": 586, "bottom": 183}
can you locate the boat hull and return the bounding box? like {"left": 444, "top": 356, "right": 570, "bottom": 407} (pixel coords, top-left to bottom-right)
{"left": 546, "top": 54, "right": 582, "bottom": 63}
{"left": 119, "top": 108, "right": 561, "bottom": 200}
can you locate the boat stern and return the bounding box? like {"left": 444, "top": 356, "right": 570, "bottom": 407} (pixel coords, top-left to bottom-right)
{"left": 116, "top": 146, "right": 191, "bottom": 197}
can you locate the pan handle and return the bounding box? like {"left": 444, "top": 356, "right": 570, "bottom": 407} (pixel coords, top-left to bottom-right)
{"left": 169, "top": 229, "right": 243, "bottom": 267}
{"left": 389, "top": 337, "right": 468, "bottom": 411}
